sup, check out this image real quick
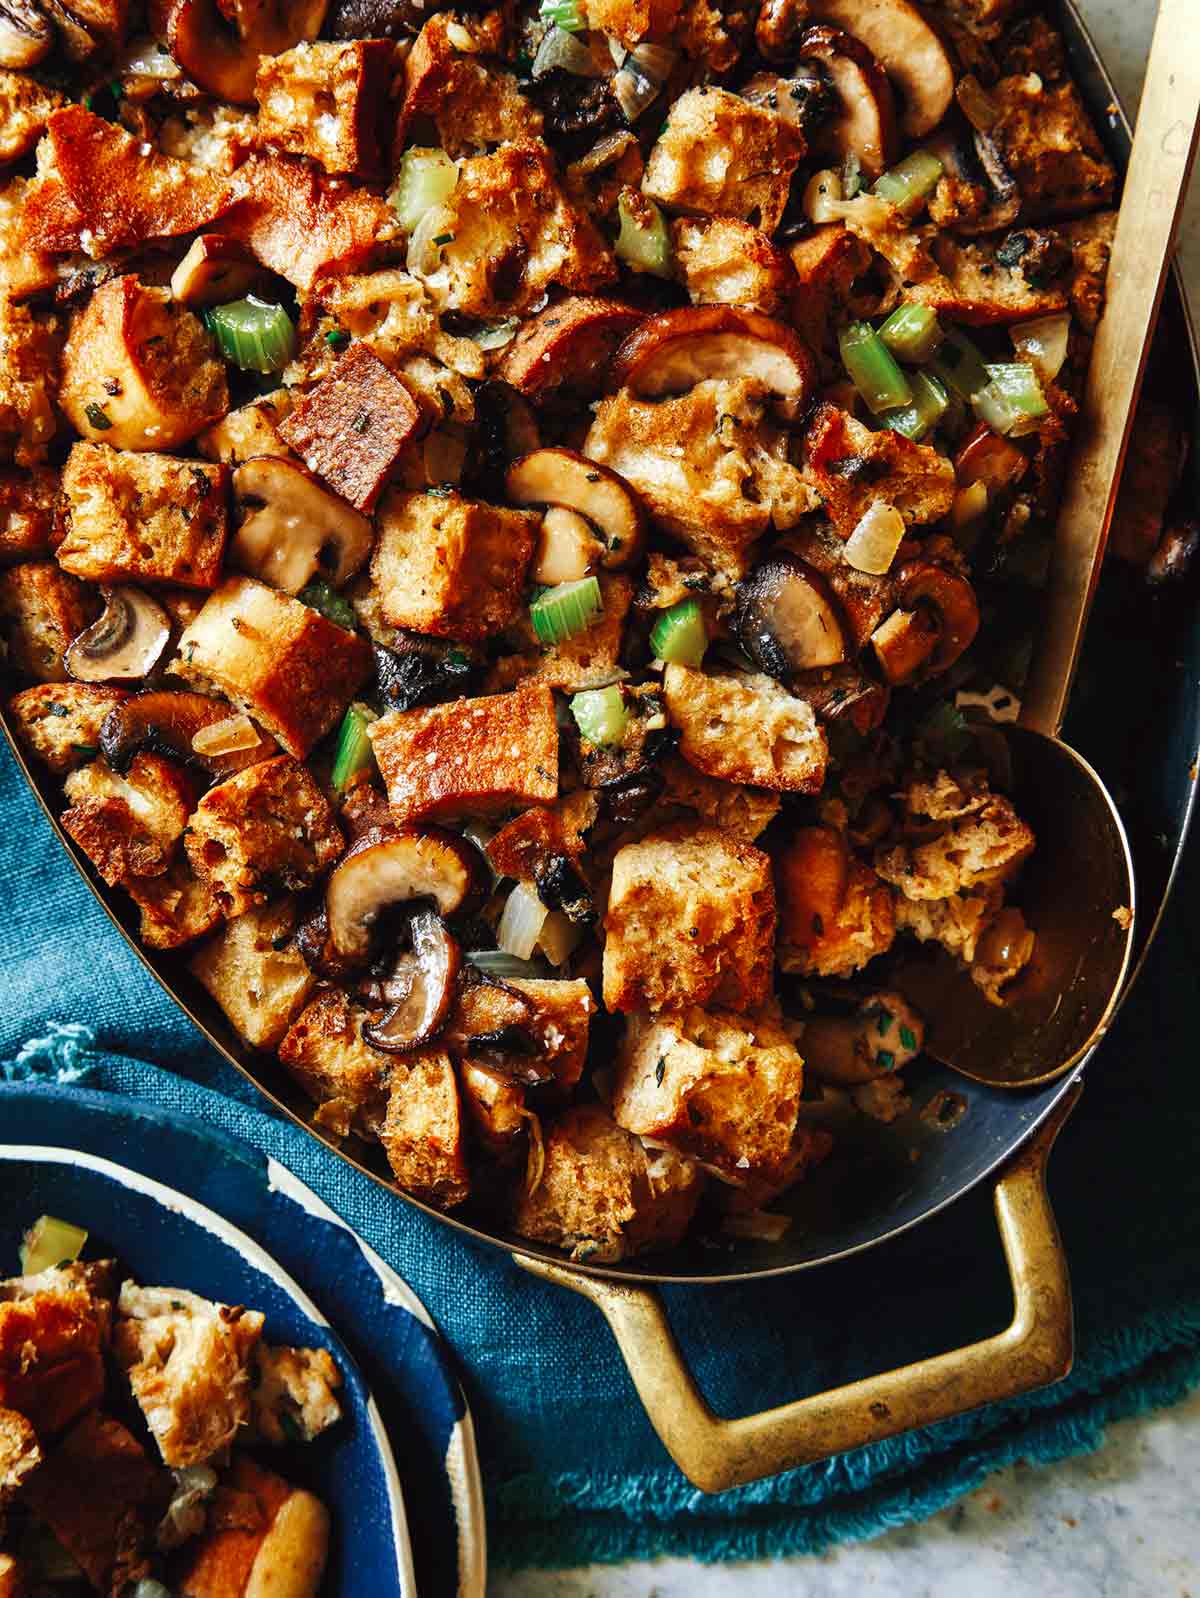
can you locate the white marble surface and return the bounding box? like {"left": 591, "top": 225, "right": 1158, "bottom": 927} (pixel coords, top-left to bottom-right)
{"left": 491, "top": 5, "right": 1200, "bottom": 1595}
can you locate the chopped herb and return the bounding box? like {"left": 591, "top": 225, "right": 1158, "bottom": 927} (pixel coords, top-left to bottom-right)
{"left": 878, "top": 1011, "right": 891, "bottom": 1036}
{"left": 687, "top": 1102, "right": 704, "bottom": 1125}
{"left": 425, "top": 484, "right": 454, "bottom": 497}
{"left": 71, "top": 744, "right": 98, "bottom": 758}
{"left": 655, "top": 1055, "right": 666, "bottom": 1086}
{"left": 351, "top": 411, "right": 371, "bottom": 434}
{"left": 876, "top": 1049, "right": 895, "bottom": 1071}
{"left": 46, "top": 704, "right": 69, "bottom": 717}
{"left": 298, "top": 579, "right": 357, "bottom": 631}
{"left": 585, "top": 471, "right": 601, "bottom": 483}
{"left": 170, "top": 1300, "right": 184, "bottom": 1311}
{"left": 325, "top": 328, "right": 350, "bottom": 349}
{"left": 446, "top": 648, "right": 469, "bottom": 667}
{"left": 109, "top": 79, "right": 122, "bottom": 98}
{"left": 995, "top": 231, "right": 1030, "bottom": 269}
{"left": 609, "top": 536, "right": 623, "bottom": 551}
{"left": 432, "top": 232, "right": 455, "bottom": 246}
{"left": 144, "top": 335, "right": 165, "bottom": 347}
{"left": 271, "top": 934, "right": 291, "bottom": 951}
{"left": 278, "top": 1410, "right": 306, "bottom": 1445}
{"left": 84, "top": 402, "right": 112, "bottom": 430}
{"left": 899, "top": 1025, "right": 917, "bottom": 1051}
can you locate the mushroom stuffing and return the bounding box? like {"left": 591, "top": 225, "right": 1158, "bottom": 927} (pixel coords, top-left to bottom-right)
{"left": 1, "top": 0, "right": 1119, "bottom": 1261}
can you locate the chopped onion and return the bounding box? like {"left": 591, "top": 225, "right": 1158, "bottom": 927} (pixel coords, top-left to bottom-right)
{"left": 521, "top": 1109, "right": 546, "bottom": 1197}
{"left": 468, "top": 317, "right": 520, "bottom": 350}
{"left": 118, "top": 36, "right": 180, "bottom": 78}
{"left": 532, "top": 24, "right": 598, "bottom": 78}
{"left": 613, "top": 44, "right": 675, "bottom": 122}
{"left": 538, "top": 909, "right": 584, "bottom": 966}
{"left": 1011, "top": 312, "right": 1070, "bottom": 385}
{"left": 157, "top": 1465, "right": 218, "bottom": 1551}
{"left": 191, "top": 712, "right": 259, "bottom": 757}
{"left": 607, "top": 35, "right": 627, "bottom": 67}
{"left": 720, "top": 1209, "right": 793, "bottom": 1242}
{"left": 629, "top": 40, "right": 676, "bottom": 82}
{"left": 951, "top": 480, "right": 989, "bottom": 529}
{"left": 497, "top": 882, "right": 549, "bottom": 961}
{"left": 843, "top": 502, "right": 906, "bottom": 575}
{"left": 406, "top": 203, "right": 457, "bottom": 278}
{"left": 955, "top": 73, "right": 999, "bottom": 131}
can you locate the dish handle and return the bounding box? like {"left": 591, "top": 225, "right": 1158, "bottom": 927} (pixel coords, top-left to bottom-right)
{"left": 514, "top": 1079, "right": 1080, "bottom": 1493}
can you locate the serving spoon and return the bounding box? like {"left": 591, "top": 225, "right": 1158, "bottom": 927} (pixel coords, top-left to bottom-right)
{"left": 889, "top": 0, "right": 1200, "bottom": 1088}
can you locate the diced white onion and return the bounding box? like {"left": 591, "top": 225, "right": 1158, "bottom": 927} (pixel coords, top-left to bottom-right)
{"left": 497, "top": 882, "right": 549, "bottom": 961}
{"left": 950, "top": 480, "right": 989, "bottom": 529}
{"left": 1011, "top": 313, "right": 1071, "bottom": 385}
{"left": 538, "top": 909, "right": 584, "bottom": 967}
{"left": 406, "top": 203, "right": 456, "bottom": 278}
{"left": 191, "top": 712, "right": 259, "bottom": 757}
{"left": 629, "top": 41, "right": 677, "bottom": 83}
{"left": 720, "top": 1209, "right": 793, "bottom": 1242}
{"left": 533, "top": 24, "right": 599, "bottom": 78}
{"left": 521, "top": 1109, "right": 546, "bottom": 1197}
{"left": 445, "top": 19, "right": 477, "bottom": 50}
{"left": 843, "top": 502, "right": 906, "bottom": 574}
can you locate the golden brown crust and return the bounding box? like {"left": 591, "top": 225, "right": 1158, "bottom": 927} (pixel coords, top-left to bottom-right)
{"left": 7, "top": 681, "right": 125, "bottom": 776}
{"left": 0, "top": 561, "right": 97, "bottom": 681}
{"left": 278, "top": 988, "right": 392, "bottom": 1139}
{"left": 496, "top": 295, "right": 644, "bottom": 404}
{"left": 806, "top": 403, "right": 957, "bottom": 538}
{"left": 380, "top": 1050, "right": 470, "bottom": 1206}
{"left": 395, "top": 12, "right": 541, "bottom": 159}
{"left": 189, "top": 897, "right": 317, "bottom": 1048}
{"left": 0, "top": 466, "right": 61, "bottom": 563}
{"left": 255, "top": 39, "right": 393, "bottom": 178}
{"left": 62, "top": 752, "right": 198, "bottom": 886}
{"left": 664, "top": 665, "right": 828, "bottom": 793}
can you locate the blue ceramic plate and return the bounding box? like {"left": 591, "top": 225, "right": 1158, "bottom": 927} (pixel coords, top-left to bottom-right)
{"left": 0, "top": 1084, "right": 486, "bottom": 1598}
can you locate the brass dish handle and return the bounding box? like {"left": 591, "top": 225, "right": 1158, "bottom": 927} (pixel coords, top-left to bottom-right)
{"left": 515, "top": 1081, "right": 1080, "bottom": 1493}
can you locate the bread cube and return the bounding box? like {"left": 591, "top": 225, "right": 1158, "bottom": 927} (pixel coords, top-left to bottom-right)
{"left": 643, "top": 88, "right": 805, "bottom": 235}
{"left": 788, "top": 224, "right": 876, "bottom": 369}
{"left": 585, "top": 380, "right": 816, "bottom": 582}
{"left": 58, "top": 276, "right": 227, "bottom": 453}
{"left": 490, "top": 574, "right": 634, "bottom": 693}
{"left": 380, "top": 1050, "right": 470, "bottom": 1208}
{"left": 672, "top": 217, "right": 791, "bottom": 316}
{"left": 197, "top": 388, "right": 295, "bottom": 465}
{"left": 368, "top": 681, "right": 558, "bottom": 823}
{"left": 0, "top": 562, "right": 94, "bottom": 682}
{"left": 277, "top": 343, "right": 422, "bottom": 513}
{"left": 189, "top": 898, "right": 317, "bottom": 1049}
{"left": 0, "top": 298, "right": 60, "bottom": 468}
{"left": 511, "top": 1105, "right": 702, "bottom": 1263}
{"left": 657, "top": 753, "right": 780, "bottom": 840}
{"left": 277, "top": 988, "right": 391, "bottom": 1139}
{"left": 256, "top": 40, "right": 392, "bottom": 177}
{"left": 0, "top": 1281, "right": 109, "bottom": 1437}
{"left": 0, "top": 466, "right": 59, "bottom": 563}
{"left": 990, "top": 74, "right": 1115, "bottom": 223}
{"left": 0, "top": 1407, "right": 39, "bottom": 1498}
{"left": 893, "top": 885, "right": 1000, "bottom": 965}
{"left": 370, "top": 488, "right": 537, "bottom": 642}
{"left": 396, "top": 13, "right": 541, "bottom": 158}
{"left": 8, "top": 683, "right": 126, "bottom": 777}
{"left": 172, "top": 576, "right": 372, "bottom": 758}
{"left": 459, "top": 1061, "right": 527, "bottom": 1158}
{"left": 61, "top": 752, "right": 196, "bottom": 886}
{"left": 126, "top": 858, "right": 223, "bottom": 951}
{"left": 603, "top": 823, "right": 776, "bottom": 1013}
{"left": 778, "top": 858, "right": 897, "bottom": 978}
{"left": 911, "top": 232, "right": 1070, "bottom": 326}
{"left": 664, "top": 666, "right": 827, "bottom": 793}
{"left": 484, "top": 791, "right": 596, "bottom": 884}
{"left": 876, "top": 792, "right": 1035, "bottom": 901}
{"left": 185, "top": 755, "right": 343, "bottom": 917}
{"left": 58, "top": 444, "right": 228, "bottom": 587}
{"left": 448, "top": 975, "right": 594, "bottom": 1092}
{"left": 614, "top": 1006, "right": 803, "bottom": 1186}
{"left": 806, "top": 404, "right": 956, "bottom": 539}
{"left": 248, "top": 1343, "right": 342, "bottom": 1447}
{"left": 0, "top": 70, "right": 63, "bottom": 164}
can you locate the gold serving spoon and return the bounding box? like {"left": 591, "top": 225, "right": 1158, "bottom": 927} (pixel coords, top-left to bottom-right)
{"left": 890, "top": 0, "right": 1200, "bottom": 1088}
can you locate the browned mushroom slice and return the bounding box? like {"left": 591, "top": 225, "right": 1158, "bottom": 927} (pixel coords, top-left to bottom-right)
{"left": 798, "top": 25, "right": 899, "bottom": 179}
{"left": 99, "top": 690, "right": 275, "bottom": 775}
{"left": 65, "top": 588, "right": 170, "bottom": 684}
{"left": 869, "top": 607, "right": 940, "bottom": 685}
{"left": 735, "top": 554, "right": 848, "bottom": 677}
{"left": 169, "top": 235, "right": 265, "bottom": 308}
{"left": 610, "top": 307, "right": 817, "bottom": 415}
{"left": 231, "top": 457, "right": 373, "bottom": 595}
{"left": 326, "top": 826, "right": 490, "bottom": 962}
{"left": 810, "top": 0, "right": 953, "bottom": 137}
{"left": 505, "top": 448, "right": 646, "bottom": 571}
{"left": 790, "top": 665, "right": 890, "bottom": 734}
{"left": 161, "top": 0, "right": 329, "bottom": 106}
{"left": 0, "top": 0, "right": 52, "bottom": 65}
{"left": 894, "top": 562, "right": 980, "bottom": 674}
{"left": 953, "top": 423, "right": 1028, "bottom": 494}
{"left": 362, "top": 909, "right": 461, "bottom": 1053}
{"left": 497, "top": 296, "right": 645, "bottom": 407}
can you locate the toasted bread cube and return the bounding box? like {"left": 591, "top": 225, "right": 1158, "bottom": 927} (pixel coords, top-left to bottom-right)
{"left": 57, "top": 444, "right": 228, "bottom": 587}
{"left": 278, "top": 988, "right": 391, "bottom": 1139}
{"left": 277, "top": 343, "right": 422, "bottom": 513}
{"left": 249, "top": 1344, "right": 342, "bottom": 1447}
{"left": 416, "top": 140, "right": 616, "bottom": 317}
{"left": 0, "top": 299, "right": 60, "bottom": 468}
{"left": 990, "top": 73, "right": 1115, "bottom": 223}
{"left": 604, "top": 823, "right": 776, "bottom": 1013}
{"left": 189, "top": 898, "right": 317, "bottom": 1048}
{"left": 615, "top": 1006, "right": 803, "bottom": 1185}
{"left": 61, "top": 753, "right": 197, "bottom": 885}
{"left": 127, "top": 858, "right": 223, "bottom": 950}
{"left": 0, "top": 1406, "right": 40, "bottom": 1499}
{"left": 7, "top": 682, "right": 125, "bottom": 777}
{"left": 114, "top": 1283, "right": 263, "bottom": 1468}
{"left": 512, "top": 1105, "right": 702, "bottom": 1262}
{"left": 484, "top": 791, "right": 596, "bottom": 884}
{"left": 0, "top": 1285, "right": 108, "bottom": 1436}
{"left": 0, "top": 1551, "right": 25, "bottom": 1597}
{"left": 256, "top": 40, "right": 391, "bottom": 177}
{"left": 657, "top": 752, "right": 780, "bottom": 840}
{"left": 0, "top": 71, "right": 63, "bottom": 164}
{"left": 59, "top": 276, "right": 228, "bottom": 453}
{"left": 0, "top": 466, "right": 59, "bottom": 563}
{"left": 789, "top": 223, "right": 875, "bottom": 368}
{"left": 380, "top": 1050, "right": 470, "bottom": 1208}
{"left": 185, "top": 756, "right": 342, "bottom": 917}
{"left": 173, "top": 1454, "right": 328, "bottom": 1598}
{"left": 172, "top": 576, "right": 372, "bottom": 758}
{"left": 370, "top": 487, "right": 537, "bottom": 641}
{"left": 0, "top": 561, "right": 94, "bottom": 682}
{"left": 778, "top": 858, "right": 897, "bottom": 977}
{"left": 910, "top": 232, "right": 1069, "bottom": 326}
{"left": 807, "top": 404, "right": 956, "bottom": 539}
{"left": 893, "top": 885, "right": 999, "bottom": 965}
{"left": 459, "top": 1061, "right": 528, "bottom": 1158}
{"left": 876, "top": 791, "right": 1035, "bottom": 901}
{"left": 664, "top": 665, "right": 827, "bottom": 793}
{"left": 369, "top": 681, "right": 558, "bottom": 823}
{"left": 585, "top": 380, "right": 815, "bottom": 583}
{"left": 197, "top": 388, "right": 295, "bottom": 465}
{"left": 396, "top": 13, "right": 542, "bottom": 158}
{"left": 672, "top": 216, "right": 792, "bottom": 315}
{"left": 643, "top": 88, "right": 805, "bottom": 235}
{"left": 490, "top": 573, "right": 634, "bottom": 693}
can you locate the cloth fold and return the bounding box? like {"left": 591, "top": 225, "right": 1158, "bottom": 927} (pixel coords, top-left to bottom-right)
{"left": 4, "top": 742, "right": 1200, "bottom": 1574}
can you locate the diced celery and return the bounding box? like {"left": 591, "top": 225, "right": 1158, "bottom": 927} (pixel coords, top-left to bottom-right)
{"left": 538, "top": 909, "right": 584, "bottom": 966}
{"left": 466, "top": 948, "right": 544, "bottom": 980}
{"left": 979, "top": 362, "right": 1050, "bottom": 432}
{"left": 497, "top": 882, "right": 548, "bottom": 960}
{"left": 19, "top": 1216, "right": 87, "bottom": 1275}
{"left": 298, "top": 579, "right": 356, "bottom": 631}
{"left": 878, "top": 303, "right": 943, "bottom": 364}
{"left": 204, "top": 296, "right": 295, "bottom": 375}
{"left": 931, "top": 326, "right": 991, "bottom": 400}
{"left": 839, "top": 321, "right": 912, "bottom": 413}
{"left": 650, "top": 597, "right": 707, "bottom": 666}
{"left": 887, "top": 370, "right": 950, "bottom": 441}
{"left": 390, "top": 148, "right": 457, "bottom": 233}
{"left": 873, "top": 149, "right": 945, "bottom": 215}
{"left": 570, "top": 684, "right": 630, "bottom": 746}
{"left": 331, "top": 702, "right": 377, "bottom": 795}
{"left": 539, "top": 0, "right": 587, "bottom": 29}
{"left": 615, "top": 191, "right": 673, "bottom": 278}
{"left": 530, "top": 577, "right": 603, "bottom": 644}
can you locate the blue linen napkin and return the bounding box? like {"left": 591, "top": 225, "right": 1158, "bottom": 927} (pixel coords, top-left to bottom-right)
{"left": 5, "top": 739, "right": 1200, "bottom": 1573}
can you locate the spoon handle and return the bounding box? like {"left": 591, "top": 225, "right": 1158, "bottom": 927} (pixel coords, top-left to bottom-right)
{"left": 1021, "top": 0, "right": 1200, "bottom": 737}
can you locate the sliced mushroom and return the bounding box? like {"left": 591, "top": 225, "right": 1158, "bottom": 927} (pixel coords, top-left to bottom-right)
{"left": 230, "top": 457, "right": 373, "bottom": 595}
{"left": 496, "top": 296, "right": 644, "bottom": 407}
{"left": 361, "top": 909, "right": 461, "bottom": 1053}
{"left": 808, "top": 0, "right": 954, "bottom": 137}
{"left": 869, "top": 606, "right": 940, "bottom": 685}
{"left": 612, "top": 307, "right": 816, "bottom": 415}
{"left": 532, "top": 506, "right": 605, "bottom": 585}
{"left": 65, "top": 588, "right": 170, "bottom": 684}
{"left": 801, "top": 991, "right": 925, "bottom": 1084}
{"left": 170, "top": 235, "right": 265, "bottom": 309}
{"left": 894, "top": 562, "right": 980, "bottom": 674}
{"left": 161, "top": 0, "right": 329, "bottom": 105}
{"left": 954, "top": 423, "right": 1028, "bottom": 495}
{"left": 533, "top": 854, "right": 593, "bottom": 924}
{"left": 326, "top": 825, "right": 489, "bottom": 962}
{"left": 735, "top": 553, "right": 848, "bottom": 678}
{"left": 0, "top": 0, "right": 52, "bottom": 66}
{"left": 966, "top": 130, "right": 1021, "bottom": 235}
{"left": 505, "top": 448, "right": 646, "bottom": 571}
{"left": 790, "top": 665, "right": 890, "bottom": 733}
{"left": 741, "top": 66, "right": 839, "bottom": 133}
{"left": 372, "top": 636, "right": 478, "bottom": 714}
{"left": 755, "top": 0, "right": 809, "bottom": 62}
{"left": 99, "top": 690, "right": 275, "bottom": 776}
{"left": 798, "top": 25, "right": 899, "bottom": 179}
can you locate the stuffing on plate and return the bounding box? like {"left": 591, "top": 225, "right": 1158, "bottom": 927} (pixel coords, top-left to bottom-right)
{"left": 0, "top": 0, "right": 1137, "bottom": 1262}
{"left": 0, "top": 1216, "right": 340, "bottom": 1596}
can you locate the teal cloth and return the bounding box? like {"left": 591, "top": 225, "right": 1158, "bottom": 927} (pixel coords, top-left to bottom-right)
{"left": 4, "top": 740, "right": 1200, "bottom": 1574}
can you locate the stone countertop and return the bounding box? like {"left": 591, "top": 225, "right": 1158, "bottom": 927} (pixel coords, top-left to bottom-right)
{"left": 492, "top": 4, "right": 1200, "bottom": 1593}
